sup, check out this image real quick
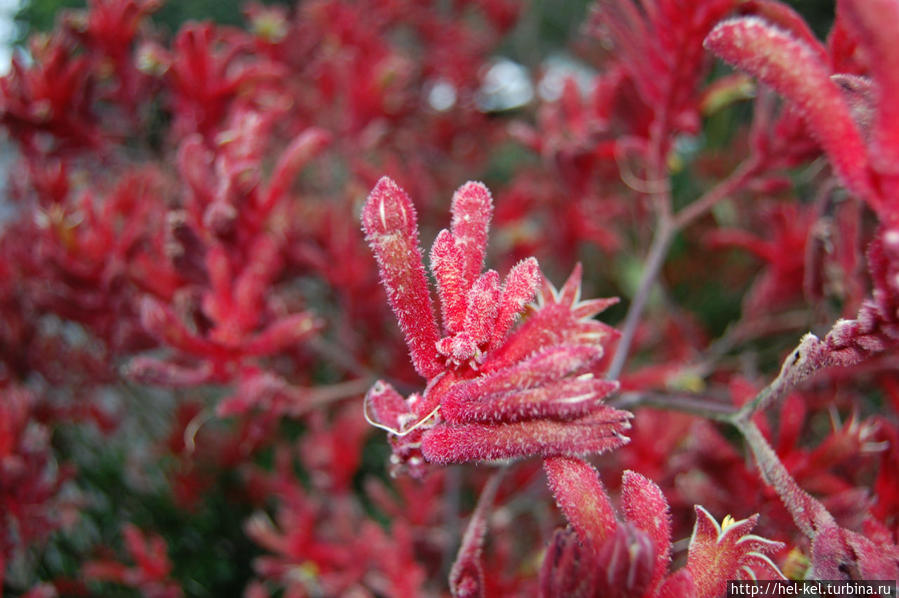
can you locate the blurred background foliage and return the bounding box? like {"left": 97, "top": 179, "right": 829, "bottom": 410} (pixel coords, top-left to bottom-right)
{"left": 14, "top": 0, "right": 292, "bottom": 40}
{"left": 14, "top": 0, "right": 835, "bottom": 49}
{"left": 2, "top": 1, "right": 840, "bottom": 596}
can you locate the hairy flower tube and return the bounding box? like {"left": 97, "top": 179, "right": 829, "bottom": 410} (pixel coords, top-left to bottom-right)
{"left": 361, "top": 176, "right": 629, "bottom": 476}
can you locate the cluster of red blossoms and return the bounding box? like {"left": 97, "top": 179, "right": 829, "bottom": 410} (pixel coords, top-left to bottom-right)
{"left": 0, "top": 0, "right": 897, "bottom": 596}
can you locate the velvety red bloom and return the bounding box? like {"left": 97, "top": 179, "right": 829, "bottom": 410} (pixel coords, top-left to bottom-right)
{"left": 362, "top": 176, "right": 628, "bottom": 475}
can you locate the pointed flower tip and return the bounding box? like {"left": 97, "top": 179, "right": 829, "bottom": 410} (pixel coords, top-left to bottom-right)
{"left": 704, "top": 17, "right": 817, "bottom": 83}
{"left": 705, "top": 16, "right": 876, "bottom": 209}
{"left": 449, "top": 180, "right": 494, "bottom": 280}
{"left": 621, "top": 469, "right": 653, "bottom": 490}
{"left": 500, "top": 257, "right": 540, "bottom": 300}
{"left": 704, "top": 15, "right": 821, "bottom": 70}
{"left": 561, "top": 263, "right": 584, "bottom": 296}
{"left": 361, "top": 176, "right": 418, "bottom": 238}
{"left": 450, "top": 181, "right": 493, "bottom": 233}
{"left": 688, "top": 505, "right": 786, "bottom": 595}
{"left": 453, "top": 181, "right": 494, "bottom": 211}
{"left": 574, "top": 296, "right": 620, "bottom": 321}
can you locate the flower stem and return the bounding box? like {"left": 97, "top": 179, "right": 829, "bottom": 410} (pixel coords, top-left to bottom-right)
{"left": 608, "top": 158, "right": 759, "bottom": 380}
{"left": 733, "top": 417, "right": 835, "bottom": 537}
{"left": 672, "top": 158, "right": 760, "bottom": 230}
{"left": 614, "top": 390, "right": 736, "bottom": 422}
{"left": 607, "top": 221, "right": 675, "bottom": 379}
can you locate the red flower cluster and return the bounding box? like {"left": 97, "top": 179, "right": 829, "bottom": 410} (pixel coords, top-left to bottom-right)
{"left": 362, "top": 176, "right": 627, "bottom": 476}
{"left": 0, "top": 0, "right": 897, "bottom": 596}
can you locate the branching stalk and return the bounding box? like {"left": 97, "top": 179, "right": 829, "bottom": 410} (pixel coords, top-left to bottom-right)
{"left": 672, "top": 158, "right": 761, "bottom": 230}
{"left": 614, "top": 390, "right": 735, "bottom": 422}
{"left": 608, "top": 158, "right": 759, "bottom": 379}
{"left": 607, "top": 219, "right": 675, "bottom": 379}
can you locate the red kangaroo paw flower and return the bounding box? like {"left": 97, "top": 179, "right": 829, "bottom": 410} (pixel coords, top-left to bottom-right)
{"left": 362, "top": 178, "right": 626, "bottom": 474}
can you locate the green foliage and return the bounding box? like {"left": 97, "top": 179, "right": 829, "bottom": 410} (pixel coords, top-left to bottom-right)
{"left": 14, "top": 0, "right": 292, "bottom": 42}
{"left": 14, "top": 0, "right": 83, "bottom": 39}
{"left": 786, "top": 0, "right": 836, "bottom": 37}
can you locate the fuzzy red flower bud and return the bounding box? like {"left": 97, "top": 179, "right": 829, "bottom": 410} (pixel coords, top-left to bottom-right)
{"left": 362, "top": 176, "right": 442, "bottom": 379}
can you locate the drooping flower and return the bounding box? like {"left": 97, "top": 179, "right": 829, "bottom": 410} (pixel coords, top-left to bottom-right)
{"left": 361, "top": 176, "right": 629, "bottom": 476}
